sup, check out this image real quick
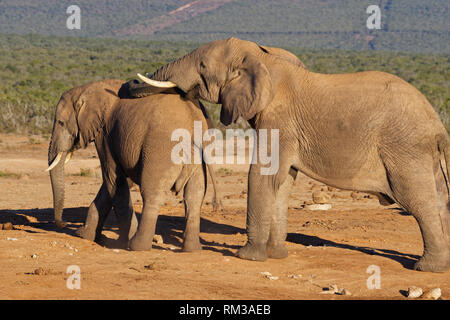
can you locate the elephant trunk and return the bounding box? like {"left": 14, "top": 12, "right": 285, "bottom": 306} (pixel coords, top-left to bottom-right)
{"left": 48, "top": 149, "right": 68, "bottom": 229}
{"left": 151, "top": 54, "right": 199, "bottom": 93}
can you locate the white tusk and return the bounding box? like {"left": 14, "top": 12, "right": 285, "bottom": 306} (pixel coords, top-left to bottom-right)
{"left": 137, "top": 73, "right": 177, "bottom": 88}
{"left": 45, "top": 152, "right": 63, "bottom": 172}
{"left": 64, "top": 152, "right": 73, "bottom": 164}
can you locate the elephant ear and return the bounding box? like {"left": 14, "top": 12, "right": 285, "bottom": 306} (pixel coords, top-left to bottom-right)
{"left": 219, "top": 55, "right": 274, "bottom": 126}
{"left": 75, "top": 93, "right": 104, "bottom": 148}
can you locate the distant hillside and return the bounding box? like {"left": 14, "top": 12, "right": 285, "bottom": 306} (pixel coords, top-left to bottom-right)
{"left": 0, "top": 34, "right": 448, "bottom": 134}
{"left": 0, "top": 0, "right": 448, "bottom": 53}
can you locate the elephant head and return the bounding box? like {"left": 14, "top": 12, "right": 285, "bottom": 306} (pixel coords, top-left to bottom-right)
{"left": 134, "top": 38, "right": 306, "bottom": 126}
{"left": 47, "top": 79, "right": 123, "bottom": 228}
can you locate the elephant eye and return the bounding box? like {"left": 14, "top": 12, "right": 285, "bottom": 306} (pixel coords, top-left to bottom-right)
{"left": 57, "top": 120, "right": 64, "bottom": 127}
{"left": 200, "top": 61, "right": 206, "bottom": 69}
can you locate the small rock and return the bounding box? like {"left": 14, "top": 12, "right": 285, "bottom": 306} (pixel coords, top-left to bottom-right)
{"left": 340, "top": 288, "right": 352, "bottom": 296}
{"left": 31, "top": 254, "right": 37, "bottom": 259}
{"left": 288, "top": 274, "right": 302, "bottom": 279}
{"left": 6, "top": 237, "right": 18, "bottom": 241}
{"left": 1, "top": 222, "right": 13, "bottom": 230}
{"left": 153, "top": 234, "right": 164, "bottom": 245}
{"left": 33, "top": 268, "right": 47, "bottom": 275}
{"left": 312, "top": 191, "right": 330, "bottom": 204}
{"left": 260, "top": 271, "right": 278, "bottom": 280}
{"left": 113, "top": 249, "right": 120, "bottom": 253}
{"left": 350, "top": 192, "right": 359, "bottom": 200}
{"left": 310, "top": 184, "right": 322, "bottom": 191}
{"left": 421, "top": 288, "right": 441, "bottom": 300}
{"left": 305, "top": 204, "right": 332, "bottom": 211}
{"left": 406, "top": 286, "right": 423, "bottom": 299}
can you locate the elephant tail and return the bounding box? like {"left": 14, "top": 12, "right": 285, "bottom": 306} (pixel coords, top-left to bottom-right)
{"left": 438, "top": 134, "right": 450, "bottom": 194}
{"left": 207, "top": 164, "right": 223, "bottom": 212}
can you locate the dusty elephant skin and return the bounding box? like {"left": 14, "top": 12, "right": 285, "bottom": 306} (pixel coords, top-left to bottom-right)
{"left": 48, "top": 79, "right": 219, "bottom": 252}
{"left": 134, "top": 37, "right": 450, "bottom": 272}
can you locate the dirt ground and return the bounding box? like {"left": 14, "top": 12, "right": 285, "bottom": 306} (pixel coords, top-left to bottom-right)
{"left": 0, "top": 133, "right": 448, "bottom": 300}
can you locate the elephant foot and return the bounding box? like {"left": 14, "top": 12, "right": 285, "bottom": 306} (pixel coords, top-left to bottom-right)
{"left": 237, "top": 242, "right": 268, "bottom": 261}
{"left": 414, "top": 252, "right": 450, "bottom": 273}
{"left": 55, "top": 220, "right": 67, "bottom": 229}
{"left": 182, "top": 240, "right": 202, "bottom": 252}
{"left": 76, "top": 226, "right": 96, "bottom": 241}
{"left": 267, "top": 243, "right": 288, "bottom": 259}
{"left": 129, "top": 235, "right": 153, "bottom": 251}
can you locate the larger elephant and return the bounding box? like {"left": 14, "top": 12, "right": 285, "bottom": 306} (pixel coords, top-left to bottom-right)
{"left": 133, "top": 37, "right": 450, "bottom": 272}
{"left": 48, "top": 79, "right": 220, "bottom": 251}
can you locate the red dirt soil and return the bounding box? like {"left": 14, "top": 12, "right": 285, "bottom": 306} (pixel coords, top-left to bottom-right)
{"left": 0, "top": 133, "right": 448, "bottom": 300}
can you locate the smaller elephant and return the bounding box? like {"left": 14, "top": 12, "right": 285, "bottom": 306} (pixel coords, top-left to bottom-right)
{"left": 47, "top": 79, "right": 220, "bottom": 251}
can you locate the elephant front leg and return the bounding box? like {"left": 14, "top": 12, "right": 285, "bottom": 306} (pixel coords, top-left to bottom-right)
{"left": 76, "top": 183, "right": 112, "bottom": 241}
{"left": 237, "top": 166, "right": 277, "bottom": 261}
{"left": 267, "top": 170, "right": 295, "bottom": 259}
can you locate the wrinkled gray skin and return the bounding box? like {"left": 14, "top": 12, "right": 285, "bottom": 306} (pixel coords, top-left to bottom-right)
{"left": 134, "top": 38, "right": 450, "bottom": 272}
{"left": 48, "top": 79, "right": 220, "bottom": 251}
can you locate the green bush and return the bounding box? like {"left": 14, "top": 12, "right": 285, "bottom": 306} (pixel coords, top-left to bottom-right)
{"left": 0, "top": 34, "right": 448, "bottom": 133}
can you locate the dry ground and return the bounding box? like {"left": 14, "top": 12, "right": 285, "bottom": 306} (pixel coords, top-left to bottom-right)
{"left": 0, "top": 133, "right": 448, "bottom": 300}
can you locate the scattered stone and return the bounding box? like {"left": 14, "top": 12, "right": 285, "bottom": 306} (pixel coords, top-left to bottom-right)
{"left": 305, "top": 204, "right": 332, "bottom": 211}
{"left": 312, "top": 191, "right": 330, "bottom": 204}
{"left": 304, "top": 200, "right": 313, "bottom": 205}
{"left": 350, "top": 192, "right": 359, "bottom": 200}
{"left": 1, "top": 222, "right": 13, "bottom": 230}
{"left": 310, "top": 184, "right": 322, "bottom": 191}
{"left": 33, "top": 268, "right": 47, "bottom": 275}
{"left": 327, "top": 186, "right": 336, "bottom": 192}
{"left": 406, "top": 286, "right": 423, "bottom": 299}
{"left": 31, "top": 254, "right": 37, "bottom": 259}
{"left": 153, "top": 235, "right": 164, "bottom": 245}
{"left": 339, "top": 288, "right": 352, "bottom": 296}
{"left": 421, "top": 288, "right": 441, "bottom": 300}
{"left": 320, "top": 284, "right": 339, "bottom": 294}
{"left": 112, "top": 249, "right": 120, "bottom": 253}
{"left": 144, "top": 261, "right": 167, "bottom": 271}
{"left": 288, "top": 274, "right": 302, "bottom": 279}
{"left": 6, "top": 237, "right": 18, "bottom": 241}
{"left": 260, "top": 271, "right": 278, "bottom": 280}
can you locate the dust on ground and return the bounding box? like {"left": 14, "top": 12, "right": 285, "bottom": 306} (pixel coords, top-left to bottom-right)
{"left": 0, "top": 133, "right": 448, "bottom": 299}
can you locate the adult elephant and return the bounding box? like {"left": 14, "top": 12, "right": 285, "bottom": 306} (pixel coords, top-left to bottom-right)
{"left": 47, "top": 79, "right": 220, "bottom": 251}
{"left": 132, "top": 38, "right": 450, "bottom": 272}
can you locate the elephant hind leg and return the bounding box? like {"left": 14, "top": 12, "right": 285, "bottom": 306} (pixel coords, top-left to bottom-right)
{"left": 386, "top": 158, "right": 450, "bottom": 272}
{"left": 182, "top": 165, "right": 205, "bottom": 252}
